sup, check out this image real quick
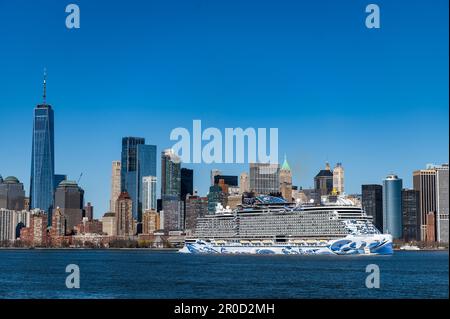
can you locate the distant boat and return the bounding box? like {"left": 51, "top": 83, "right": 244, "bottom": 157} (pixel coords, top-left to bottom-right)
{"left": 400, "top": 245, "right": 420, "bottom": 251}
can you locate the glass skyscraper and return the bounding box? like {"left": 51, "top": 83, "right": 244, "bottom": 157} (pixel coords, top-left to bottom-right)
{"left": 362, "top": 184, "right": 383, "bottom": 232}
{"left": 382, "top": 174, "right": 403, "bottom": 239}
{"left": 30, "top": 73, "right": 55, "bottom": 222}
{"left": 401, "top": 189, "right": 421, "bottom": 241}
{"left": 161, "top": 149, "right": 181, "bottom": 198}
{"left": 181, "top": 168, "right": 194, "bottom": 201}
{"left": 121, "top": 137, "right": 156, "bottom": 221}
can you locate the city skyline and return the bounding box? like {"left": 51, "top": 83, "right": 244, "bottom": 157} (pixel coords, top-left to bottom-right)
{"left": 0, "top": 0, "right": 448, "bottom": 217}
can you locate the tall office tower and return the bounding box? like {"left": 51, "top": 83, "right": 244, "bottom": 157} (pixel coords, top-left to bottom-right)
{"left": 161, "top": 149, "right": 182, "bottom": 230}
{"left": 184, "top": 194, "right": 208, "bottom": 233}
{"left": 314, "top": 163, "right": 334, "bottom": 196}
{"left": 279, "top": 155, "right": 292, "bottom": 201}
{"left": 210, "top": 169, "right": 221, "bottom": 186}
{"left": 54, "top": 180, "right": 84, "bottom": 234}
{"left": 207, "top": 184, "right": 227, "bottom": 214}
{"left": 213, "top": 175, "right": 238, "bottom": 187}
{"left": 0, "top": 176, "right": 25, "bottom": 210}
{"left": 435, "top": 164, "right": 449, "bottom": 243}
{"left": 142, "top": 210, "right": 160, "bottom": 234}
{"left": 249, "top": 163, "right": 280, "bottom": 195}
{"left": 333, "top": 163, "right": 344, "bottom": 194}
{"left": 30, "top": 70, "right": 55, "bottom": 219}
{"left": 401, "top": 189, "right": 421, "bottom": 242}
{"left": 413, "top": 167, "right": 437, "bottom": 241}
{"left": 121, "top": 138, "right": 157, "bottom": 221}
{"left": 50, "top": 207, "right": 66, "bottom": 238}
{"left": 362, "top": 185, "right": 383, "bottom": 231}
{"left": 110, "top": 161, "right": 121, "bottom": 212}
{"left": 115, "top": 192, "right": 134, "bottom": 236}
{"left": 101, "top": 212, "right": 116, "bottom": 236}
{"left": 239, "top": 172, "right": 249, "bottom": 194}
{"left": 161, "top": 149, "right": 181, "bottom": 197}
{"left": 84, "top": 202, "right": 94, "bottom": 221}
{"left": 181, "top": 168, "right": 194, "bottom": 200}
{"left": 382, "top": 174, "right": 403, "bottom": 239}
{"left": 142, "top": 176, "right": 157, "bottom": 211}
{"left": 180, "top": 168, "right": 193, "bottom": 228}
{"left": 162, "top": 195, "right": 183, "bottom": 231}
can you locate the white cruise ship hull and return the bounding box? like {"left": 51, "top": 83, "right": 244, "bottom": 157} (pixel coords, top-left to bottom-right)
{"left": 179, "top": 234, "right": 393, "bottom": 255}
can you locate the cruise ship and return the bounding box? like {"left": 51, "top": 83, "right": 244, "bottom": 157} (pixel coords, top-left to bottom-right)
{"left": 179, "top": 196, "right": 393, "bottom": 255}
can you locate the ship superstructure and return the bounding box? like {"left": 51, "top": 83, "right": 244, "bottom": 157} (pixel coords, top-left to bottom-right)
{"left": 179, "top": 196, "right": 393, "bottom": 255}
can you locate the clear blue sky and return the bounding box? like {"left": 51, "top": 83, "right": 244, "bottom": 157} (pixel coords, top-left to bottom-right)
{"left": 0, "top": 0, "right": 448, "bottom": 218}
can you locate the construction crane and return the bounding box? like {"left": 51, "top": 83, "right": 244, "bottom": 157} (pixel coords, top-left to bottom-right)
{"left": 77, "top": 173, "right": 83, "bottom": 184}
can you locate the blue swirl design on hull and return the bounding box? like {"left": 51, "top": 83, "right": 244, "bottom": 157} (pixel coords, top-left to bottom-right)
{"left": 182, "top": 237, "right": 393, "bottom": 255}
{"left": 256, "top": 249, "right": 276, "bottom": 254}
{"left": 329, "top": 238, "right": 392, "bottom": 255}
{"left": 371, "top": 242, "right": 393, "bottom": 255}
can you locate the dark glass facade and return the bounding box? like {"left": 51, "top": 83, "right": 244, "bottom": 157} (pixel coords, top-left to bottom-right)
{"left": 181, "top": 168, "right": 194, "bottom": 201}
{"left": 30, "top": 104, "right": 55, "bottom": 220}
{"left": 213, "top": 175, "right": 238, "bottom": 187}
{"left": 362, "top": 184, "right": 383, "bottom": 231}
{"left": 121, "top": 137, "right": 156, "bottom": 222}
{"left": 402, "top": 189, "right": 421, "bottom": 241}
{"left": 137, "top": 144, "right": 157, "bottom": 221}
{"left": 161, "top": 150, "right": 181, "bottom": 198}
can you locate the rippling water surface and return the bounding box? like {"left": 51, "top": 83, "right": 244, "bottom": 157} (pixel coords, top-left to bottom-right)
{"left": 0, "top": 249, "right": 447, "bottom": 299}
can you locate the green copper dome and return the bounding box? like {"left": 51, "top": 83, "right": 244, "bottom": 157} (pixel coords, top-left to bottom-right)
{"left": 4, "top": 176, "right": 20, "bottom": 184}
{"left": 281, "top": 155, "right": 291, "bottom": 171}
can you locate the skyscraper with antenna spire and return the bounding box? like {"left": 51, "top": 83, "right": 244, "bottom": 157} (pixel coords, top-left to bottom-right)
{"left": 30, "top": 69, "right": 55, "bottom": 222}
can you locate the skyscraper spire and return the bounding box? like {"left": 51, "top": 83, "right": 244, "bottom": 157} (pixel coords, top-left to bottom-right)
{"left": 31, "top": 67, "right": 55, "bottom": 221}
{"left": 42, "top": 68, "right": 47, "bottom": 105}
